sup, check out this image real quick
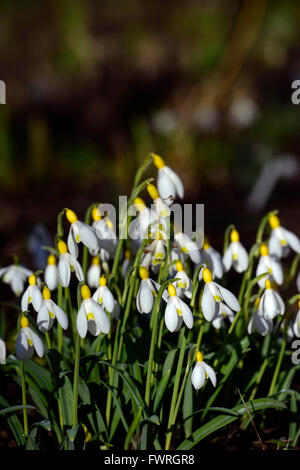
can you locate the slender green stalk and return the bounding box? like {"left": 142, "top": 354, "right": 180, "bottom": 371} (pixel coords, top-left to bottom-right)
{"left": 268, "top": 338, "right": 287, "bottom": 396}
{"left": 65, "top": 287, "right": 76, "bottom": 347}
{"left": 57, "top": 283, "right": 63, "bottom": 354}
{"left": 21, "top": 360, "right": 28, "bottom": 438}
{"left": 72, "top": 333, "right": 81, "bottom": 428}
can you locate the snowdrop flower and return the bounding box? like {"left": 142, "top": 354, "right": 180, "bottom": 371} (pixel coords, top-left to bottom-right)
{"left": 199, "top": 238, "right": 224, "bottom": 279}
{"left": 37, "top": 287, "right": 68, "bottom": 333}
{"left": 212, "top": 302, "right": 235, "bottom": 330}
{"left": 147, "top": 183, "right": 171, "bottom": 219}
{"left": 256, "top": 244, "right": 283, "bottom": 288}
{"left": 136, "top": 266, "right": 160, "bottom": 314}
{"left": 87, "top": 256, "right": 101, "bottom": 288}
{"left": 44, "top": 254, "right": 58, "bottom": 291}
{"left": 16, "top": 315, "right": 44, "bottom": 361}
{"left": 288, "top": 301, "right": 300, "bottom": 339}
{"left": 21, "top": 274, "right": 43, "bottom": 313}
{"left": 152, "top": 154, "right": 184, "bottom": 205}
{"left": 173, "top": 261, "right": 192, "bottom": 299}
{"left": 0, "top": 337, "right": 6, "bottom": 364}
{"left": 223, "top": 229, "right": 249, "bottom": 273}
{"left": 247, "top": 297, "right": 273, "bottom": 336}
{"left": 0, "top": 264, "right": 32, "bottom": 297}
{"left": 174, "top": 232, "right": 201, "bottom": 264}
{"left": 65, "top": 209, "right": 98, "bottom": 259}
{"left": 146, "top": 231, "right": 167, "bottom": 267}
{"left": 191, "top": 351, "right": 216, "bottom": 390}
{"left": 92, "top": 276, "right": 115, "bottom": 313}
{"left": 201, "top": 268, "right": 240, "bottom": 321}
{"left": 131, "top": 197, "right": 159, "bottom": 240}
{"left": 92, "top": 207, "right": 118, "bottom": 257}
{"left": 259, "top": 279, "right": 285, "bottom": 320}
{"left": 57, "top": 240, "right": 84, "bottom": 287}
{"left": 164, "top": 283, "right": 193, "bottom": 332}
{"left": 77, "top": 284, "right": 110, "bottom": 338}
{"left": 268, "top": 214, "right": 300, "bottom": 258}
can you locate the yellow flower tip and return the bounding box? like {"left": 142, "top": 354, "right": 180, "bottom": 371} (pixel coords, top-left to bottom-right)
{"left": 42, "top": 286, "right": 51, "bottom": 300}
{"left": 260, "top": 244, "right": 269, "bottom": 257}
{"left": 86, "top": 313, "right": 95, "bottom": 321}
{"left": 202, "top": 268, "right": 213, "bottom": 284}
{"left": 58, "top": 240, "right": 68, "bottom": 254}
{"left": 269, "top": 214, "right": 280, "bottom": 229}
{"left": 176, "top": 261, "right": 184, "bottom": 272}
{"left": 298, "top": 300, "right": 300, "bottom": 310}
{"left": 152, "top": 154, "right": 165, "bottom": 169}
{"left": 147, "top": 183, "right": 159, "bottom": 201}
{"left": 28, "top": 274, "right": 37, "bottom": 286}
{"left": 99, "top": 276, "right": 107, "bottom": 287}
{"left": 47, "top": 254, "right": 56, "bottom": 265}
{"left": 20, "top": 315, "right": 29, "bottom": 328}
{"left": 196, "top": 351, "right": 204, "bottom": 362}
{"left": 65, "top": 209, "right": 78, "bottom": 224}
{"left": 265, "top": 279, "right": 272, "bottom": 290}
{"left": 203, "top": 237, "right": 210, "bottom": 250}
{"left": 134, "top": 197, "right": 146, "bottom": 211}
{"left": 139, "top": 266, "right": 149, "bottom": 280}
{"left": 168, "top": 283, "right": 177, "bottom": 297}
{"left": 255, "top": 297, "right": 260, "bottom": 308}
{"left": 92, "top": 256, "right": 100, "bottom": 266}
{"left": 125, "top": 249, "right": 130, "bottom": 260}
{"left": 92, "top": 206, "right": 102, "bottom": 221}
{"left": 81, "top": 284, "right": 91, "bottom": 299}
{"left": 230, "top": 229, "right": 240, "bottom": 243}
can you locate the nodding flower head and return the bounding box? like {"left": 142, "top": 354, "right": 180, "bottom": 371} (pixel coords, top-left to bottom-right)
{"left": 269, "top": 214, "right": 280, "bottom": 229}
{"left": 20, "top": 315, "right": 29, "bottom": 328}
{"left": 66, "top": 209, "right": 78, "bottom": 224}
{"left": 28, "top": 274, "right": 37, "bottom": 286}
{"left": 265, "top": 279, "right": 272, "bottom": 290}
{"left": 167, "top": 283, "right": 177, "bottom": 297}
{"left": 47, "top": 254, "right": 56, "bottom": 265}
{"left": 152, "top": 154, "right": 165, "bottom": 169}
{"left": 92, "top": 206, "right": 102, "bottom": 221}
{"left": 260, "top": 244, "right": 269, "bottom": 256}
{"left": 42, "top": 286, "right": 51, "bottom": 300}
{"left": 81, "top": 284, "right": 91, "bottom": 300}
{"left": 175, "top": 261, "right": 184, "bottom": 272}
{"left": 196, "top": 351, "right": 204, "bottom": 362}
{"left": 58, "top": 240, "right": 68, "bottom": 254}
{"left": 202, "top": 268, "right": 213, "bottom": 284}
{"left": 99, "top": 276, "right": 107, "bottom": 287}
{"left": 147, "top": 183, "right": 160, "bottom": 201}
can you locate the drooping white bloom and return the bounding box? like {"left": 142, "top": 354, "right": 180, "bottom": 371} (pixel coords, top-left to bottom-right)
{"left": 136, "top": 266, "right": 160, "bottom": 314}
{"left": 57, "top": 240, "right": 84, "bottom": 288}
{"left": 145, "top": 232, "right": 167, "bottom": 267}
{"left": 65, "top": 209, "right": 98, "bottom": 259}
{"left": 87, "top": 256, "right": 101, "bottom": 288}
{"left": 37, "top": 287, "right": 68, "bottom": 332}
{"left": 44, "top": 254, "right": 58, "bottom": 291}
{"left": 259, "top": 279, "right": 285, "bottom": 320}
{"left": 16, "top": 315, "right": 44, "bottom": 360}
{"left": 247, "top": 297, "right": 273, "bottom": 336}
{"left": 268, "top": 214, "right": 300, "bottom": 258}
{"left": 256, "top": 244, "right": 283, "bottom": 288}
{"left": 0, "top": 264, "right": 32, "bottom": 297}
{"left": 201, "top": 268, "right": 240, "bottom": 321}
{"left": 77, "top": 285, "right": 110, "bottom": 338}
{"left": 131, "top": 197, "right": 160, "bottom": 242}
{"left": 174, "top": 232, "right": 201, "bottom": 264}
{"left": 223, "top": 229, "right": 249, "bottom": 273}
{"left": 92, "top": 276, "right": 115, "bottom": 313}
{"left": 153, "top": 154, "right": 184, "bottom": 205}
{"left": 147, "top": 183, "right": 171, "bottom": 219}
{"left": 199, "top": 239, "right": 224, "bottom": 279}
{"left": 191, "top": 351, "right": 216, "bottom": 390}
{"left": 173, "top": 261, "right": 192, "bottom": 299}
{"left": 164, "top": 284, "right": 193, "bottom": 332}
{"left": 212, "top": 302, "right": 235, "bottom": 330}
{"left": 0, "top": 337, "right": 6, "bottom": 364}
{"left": 21, "top": 274, "right": 43, "bottom": 313}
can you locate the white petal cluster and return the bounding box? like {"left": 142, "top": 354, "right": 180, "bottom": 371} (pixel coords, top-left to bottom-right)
{"left": 256, "top": 244, "right": 283, "bottom": 288}
{"left": 164, "top": 284, "right": 193, "bottom": 332}
{"left": 0, "top": 265, "right": 32, "bottom": 297}
{"left": 223, "top": 229, "right": 248, "bottom": 273}
{"left": 16, "top": 316, "right": 44, "bottom": 361}
{"left": 44, "top": 254, "right": 58, "bottom": 291}
{"left": 66, "top": 209, "right": 98, "bottom": 258}
{"left": 199, "top": 240, "right": 223, "bottom": 279}
{"left": 268, "top": 215, "right": 300, "bottom": 258}
{"left": 77, "top": 285, "right": 110, "bottom": 338}
{"left": 21, "top": 274, "right": 43, "bottom": 313}
{"left": 92, "top": 276, "right": 116, "bottom": 313}
{"left": 136, "top": 267, "right": 160, "bottom": 314}
{"left": 37, "top": 287, "right": 68, "bottom": 332}
{"left": 0, "top": 337, "right": 6, "bottom": 364}
{"left": 247, "top": 298, "right": 273, "bottom": 336}
{"left": 57, "top": 240, "right": 84, "bottom": 288}
{"left": 259, "top": 280, "right": 285, "bottom": 320}
{"left": 191, "top": 351, "right": 216, "bottom": 390}
{"left": 153, "top": 154, "right": 184, "bottom": 205}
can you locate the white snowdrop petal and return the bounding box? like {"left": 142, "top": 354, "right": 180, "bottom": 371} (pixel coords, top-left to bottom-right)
{"left": 11, "top": 275, "right": 24, "bottom": 297}
{"left": 201, "top": 284, "right": 216, "bottom": 321}
{"left": 0, "top": 338, "right": 6, "bottom": 364}
{"left": 15, "top": 330, "right": 32, "bottom": 360}
{"left": 53, "top": 303, "right": 69, "bottom": 330}
{"left": 165, "top": 301, "right": 179, "bottom": 332}
{"left": 191, "top": 363, "right": 205, "bottom": 390}
{"left": 73, "top": 259, "right": 84, "bottom": 283}
{"left": 37, "top": 302, "right": 51, "bottom": 332}
{"left": 92, "top": 301, "right": 110, "bottom": 335}
{"left": 77, "top": 302, "right": 88, "bottom": 338}
{"left": 31, "top": 286, "right": 43, "bottom": 312}
{"left": 76, "top": 221, "right": 99, "bottom": 251}
{"left": 223, "top": 245, "right": 233, "bottom": 272}
{"left": 236, "top": 242, "right": 249, "bottom": 272}
{"left": 165, "top": 166, "right": 184, "bottom": 199}
{"left": 30, "top": 330, "right": 44, "bottom": 358}
{"left": 210, "top": 249, "right": 224, "bottom": 279}
{"left": 67, "top": 227, "right": 78, "bottom": 259}
{"left": 269, "top": 258, "right": 283, "bottom": 285}
{"left": 268, "top": 232, "right": 282, "bottom": 258}
{"left": 102, "top": 287, "right": 115, "bottom": 313}
{"left": 44, "top": 264, "right": 58, "bottom": 291}
{"left": 179, "top": 299, "right": 194, "bottom": 329}
{"left": 58, "top": 255, "right": 71, "bottom": 287}
{"left": 157, "top": 170, "right": 176, "bottom": 203}
{"left": 203, "top": 362, "right": 217, "bottom": 387}
{"left": 21, "top": 288, "right": 30, "bottom": 312}
{"left": 293, "top": 311, "right": 300, "bottom": 338}
{"left": 263, "top": 291, "right": 278, "bottom": 319}
{"left": 282, "top": 228, "right": 300, "bottom": 254}
{"left": 140, "top": 281, "right": 154, "bottom": 314}
{"left": 273, "top": 290, "right": 285, "bottom": 316}
{"left": 216, "top": 284, "right": 240, "bottom": 312}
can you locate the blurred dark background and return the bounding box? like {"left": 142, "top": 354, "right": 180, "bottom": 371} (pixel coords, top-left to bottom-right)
{"left": 0, "top": 0, "right": 299, "bottom": 266}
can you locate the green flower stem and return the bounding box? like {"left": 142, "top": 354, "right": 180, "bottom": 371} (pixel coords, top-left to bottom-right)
{"left": 65, "top": 286, "right": 76, "bottom": 349}
{"left": 268, "top": 338, "right": 287, "bottom": 397}
{"left": 165, "top": 328, "right": 187, "bottom": 450}
{"left": 196, "top": 321, "right": 204, "bottom": 350}
{"left": 72, "top": 333, "right": 81, "bottom": 428}
{"left": 45, "top": 331, "right": 51, "bottom": 350}
{"left": 57, "top": 283, "right": 63, "bottom": 354}
{"left": 249, "top": 357, "right": 269, "bottom": 402}
{"left": 21, "top": 360, "right": 28, "bottom": 438}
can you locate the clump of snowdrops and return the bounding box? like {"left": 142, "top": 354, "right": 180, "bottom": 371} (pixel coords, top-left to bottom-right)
{"left": 0, "top": 152, "right": 300, "bottom": 450}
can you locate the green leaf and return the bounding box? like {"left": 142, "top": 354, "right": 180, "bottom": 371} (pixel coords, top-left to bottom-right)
{"left": 183, "top": 370, "right": 193, "bottom": 438}
{"left": 0, "top": 405, "right": 36, "bottom": 416}
{"left": 162, "top": 349, "right": 177, "bottom": 377}
{"left": 124, "top": 406, "right": 143, "bottom": 450}
{"left": 58, "top": 374, "right": 74, "bottom": 427}
{"left": 153, "top": 369, "right": 171, "bottom": 413}
{"left": 289, "top": 393, "right": 297, "bottom": 443}
{"left": 0, "top": 395, "right": 25, "bottom": 446}
{"left": 178, "top": 398, "right": 286, "bottom": 450}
